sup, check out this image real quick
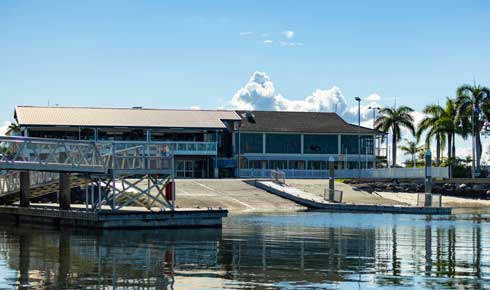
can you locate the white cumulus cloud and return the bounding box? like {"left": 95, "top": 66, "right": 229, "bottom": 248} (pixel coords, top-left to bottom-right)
{"left": 190, "top": 106, "right": 201, "bottom": 110}
{"left": 228, "top": 71, "right": 382, "bottom": 124}
{"left": 282, "top": 30, "right": 294, "bottom": 39}
{"left": 365, "top": 94, "right": 381, "bottom": 101}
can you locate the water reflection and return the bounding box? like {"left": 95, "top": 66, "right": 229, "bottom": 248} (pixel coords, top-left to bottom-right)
{"left": 0, "top": 213, "right": 489, "bottom": 289}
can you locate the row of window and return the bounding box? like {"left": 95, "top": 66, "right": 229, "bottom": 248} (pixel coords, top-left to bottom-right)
{"left": 236, "top": 133, "right": 374, "bottom": 155}
{"left": 242, "top": 159, "right": 374, "bottom": 170}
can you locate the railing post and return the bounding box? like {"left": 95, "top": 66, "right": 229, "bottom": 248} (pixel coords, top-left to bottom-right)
{"left": 19, "top": 171, "right": 30, "bottom": 208}
{"left": 328, "top": 157, "right": 335, "bottom": 202}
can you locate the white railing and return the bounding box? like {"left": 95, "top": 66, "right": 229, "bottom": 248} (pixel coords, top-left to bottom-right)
{"left": 239, "top": 167, "right": 449, "bottom": 179}
{"left": 104, "top": 141, "right": 217, "bottom": 155}
{"left": 0, "top": 137, "right": 176, "bottom": 174}
{"left": 0, "top": 171, "right": 58, "bottom": 196}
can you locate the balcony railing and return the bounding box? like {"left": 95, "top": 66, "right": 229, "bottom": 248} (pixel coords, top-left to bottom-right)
{"left": 106, "top": 141, "right": 217, "bottom": 155}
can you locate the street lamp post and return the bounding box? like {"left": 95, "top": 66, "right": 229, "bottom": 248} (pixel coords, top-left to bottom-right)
{"left": 355, "top": 97, "right": 361, "bottom": 178}
{"left": 369, "top": 106, "right": 380, "bottom": 169}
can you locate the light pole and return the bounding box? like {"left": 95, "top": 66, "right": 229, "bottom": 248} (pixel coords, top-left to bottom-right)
{"left": 355, "top": 97, "right": 361, "bottom": 177}
{"left": 369, "top": 106, "right": 380, "bottom": 168}
{"left": 368, "top": 106, "right": 380, "bottom": 129}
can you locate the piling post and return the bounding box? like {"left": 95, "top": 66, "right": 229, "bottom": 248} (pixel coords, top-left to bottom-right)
{"left": 59, "top": 172, "right": 71, "bottom": 210}
{"left": 328, "top": 157, "right": 335, "bottom": 202}
{"left": 19, "top": 171, "right": 30, "bottom": 208}
{"left": 424, "top": 150, "right": 432, "bottom": 207}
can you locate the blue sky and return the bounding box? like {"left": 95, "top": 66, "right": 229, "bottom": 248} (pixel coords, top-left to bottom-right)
{"left": 1, "top": 0, "right": 489, "bottom": 154}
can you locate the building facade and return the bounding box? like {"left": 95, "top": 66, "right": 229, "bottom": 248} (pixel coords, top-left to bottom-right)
{"left": 12, "top": 106, "right": 385, "bottom": 178}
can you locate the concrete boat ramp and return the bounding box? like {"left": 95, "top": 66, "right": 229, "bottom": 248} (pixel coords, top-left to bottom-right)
{"left": 255, "top": 180, "right": 452, "bottom": 215}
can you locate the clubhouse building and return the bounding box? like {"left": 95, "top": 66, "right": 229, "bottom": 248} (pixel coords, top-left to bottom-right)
{"left": 12, "top": 106, "right": 385, "bottom": 178}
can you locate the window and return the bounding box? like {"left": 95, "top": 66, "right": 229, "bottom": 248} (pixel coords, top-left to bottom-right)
{"left": 235, "top": 133, "right": 263, "bottom": 154}
{"left": 361, "top": 135, "right": 374, "bottom": 154}
{"left": 268, "top": 160, "right": 288, "bottom": 169}
{"left": 266, "top": 134, "right": 301, "bottom": 154}
{"left": 289, "top": 160, "right": 305, "bottom": 169}
{"left": 341, "top": 135, "right": 359, "bottom": 154}
{"left": 341, "top": 135, "right": 375, "bottom": 155}
{"left": 304, "top": 135, "right": 338, "bottom": 154}
{"left": 307, "top": 160, "right": 327, "bottom": 170}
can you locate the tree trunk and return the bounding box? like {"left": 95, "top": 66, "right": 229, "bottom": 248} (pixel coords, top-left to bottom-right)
{"left": 436, "top": 135, "right": 441, "bottom": 166}
{"left": 452, "top": 132, "right": 456, "bottom": 161}
{"left": 476, "top": 132, "right": 482, "bottom": 175}
{"left": 448, "top": 133, "right": 452, "bottom": 178}
{"left": 412, "top": 153, "right": 415, "bottom": 168}
{"left": 392, "top": 130, "right": 397, "bottom": 167}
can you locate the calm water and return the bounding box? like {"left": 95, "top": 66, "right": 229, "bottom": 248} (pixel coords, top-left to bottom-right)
{"left": 0, "top": 212, "right": 489, "bottom": 289}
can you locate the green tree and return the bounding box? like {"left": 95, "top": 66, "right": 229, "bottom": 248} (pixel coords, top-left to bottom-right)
{"left": 456, "top": 84, "right": 490, "bottom": 176}
{"left": 400, "top": 139, "right": 423, "bottom": 167}
{"left": 416, "top": 104, "right": 446, "bottom": 165}
{"left": 5, "top": 122, "right": 20, "bottom": 136}
{"left": 374, "top": 106, "right": 416, "bottom": 167}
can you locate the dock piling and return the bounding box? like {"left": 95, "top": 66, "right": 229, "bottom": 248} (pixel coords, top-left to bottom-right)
{"left": 59, "top": 172, "right": 71, "bottom": 210}
{"left": 19, "top": 171, "right": 30, "bottom": 208}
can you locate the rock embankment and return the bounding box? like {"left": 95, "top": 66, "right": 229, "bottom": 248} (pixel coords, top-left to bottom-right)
{"left": 344, "top": 179, "right": 490, "bottom": 200}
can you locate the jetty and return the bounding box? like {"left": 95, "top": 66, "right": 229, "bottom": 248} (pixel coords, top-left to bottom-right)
{"left": 0, "top": 136, "right": 227, "bottom": 228}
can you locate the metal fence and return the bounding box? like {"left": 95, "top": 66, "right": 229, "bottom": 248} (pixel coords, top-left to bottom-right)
{"left": 239, "top": 167, "right": 449, "bottom": 179}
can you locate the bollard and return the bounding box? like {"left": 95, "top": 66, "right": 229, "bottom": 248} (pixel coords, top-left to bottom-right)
{"left": 424, "top": 150, "right": 432, "bottom": 207}
{"left": 328, "top": 157, "right": 335, "bottom": 202}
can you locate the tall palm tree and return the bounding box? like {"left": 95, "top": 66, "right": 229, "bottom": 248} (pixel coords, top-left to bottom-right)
{"left": 400, "top": 139, "right": 423, "bottom": 167}
{"left": 375, "top": 106, "right": 416, "bottom": 167}
{"left": 456, "top": 84, "right": 490, "bottom": 176}
{"left": 416, "top": 104, "right": 446, "bottom": 165}
{"left": 438, "top": 98, "right": 469, "bottom": 177}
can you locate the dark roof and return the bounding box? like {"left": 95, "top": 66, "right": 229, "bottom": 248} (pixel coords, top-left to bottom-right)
{"left": 237, "top": 110, "right": 381, "bottom": 134}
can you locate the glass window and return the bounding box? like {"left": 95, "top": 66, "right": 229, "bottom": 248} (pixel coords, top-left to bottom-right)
{"left": 361, "top": 135, "right": 374, "bottom": 155}
{"left": 307, "top": 160, "right": 327, "bottom": 170}
{"left": 235, "top": 133, "right": 263, "bottom": 154}
{"left": 266, "top": 134, "right": 301, "bottom": 154}
{"left": 341, "top": 135, "right": 375, "bottom": 155}
{"left": 304, "top": 135, "right": 338, "bottom": 154}
{"left": 341, "top": 135, "right": 358, "bottom": 154}
{"left": 289, "top": 160, "right": 305, "bottom": 169}
{"left": 268, "top": 160, "right": 288, "bottom": 169}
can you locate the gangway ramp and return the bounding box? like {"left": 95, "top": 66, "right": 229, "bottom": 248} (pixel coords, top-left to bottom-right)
{"left": 0, "top": 171, "right": 87, "bottom": 205}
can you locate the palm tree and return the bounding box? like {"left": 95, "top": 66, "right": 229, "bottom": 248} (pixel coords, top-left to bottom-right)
{"left": 416, "top": 104, "right": 446, "bottom": 165}
{"left": 400, "top": 139, "right": 423, "bottom": 167}
{"left": 456, "top": 84, "right": 490, "bottom": 176}
{"left": 375, "top": 106, "right": 416, "bottom": 167}
{"left": 439, "top": 98, "right": 469, "bottom": 177}
{"left": 5, "top": 122, "right": 20, "bottom": 136}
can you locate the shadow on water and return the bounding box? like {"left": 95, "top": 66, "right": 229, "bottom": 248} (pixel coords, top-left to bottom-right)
{"left": 0, "top": 212, "right": 489, "bottom": 289}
